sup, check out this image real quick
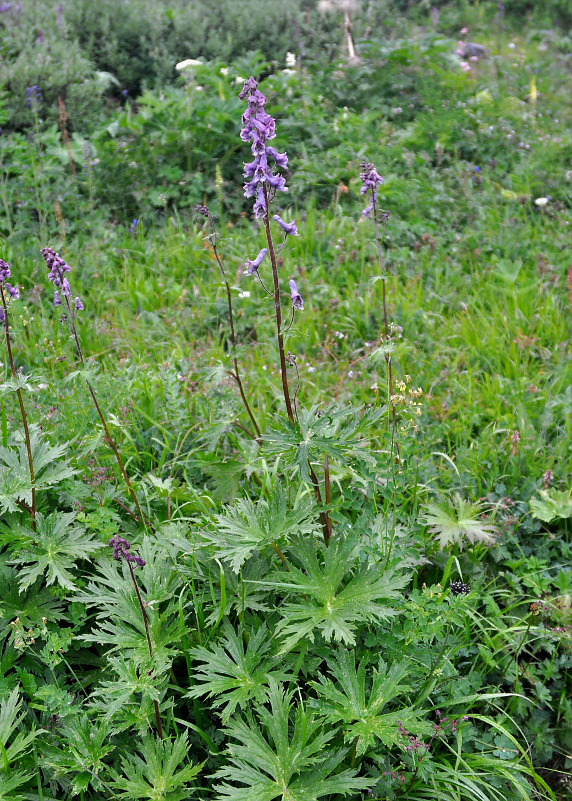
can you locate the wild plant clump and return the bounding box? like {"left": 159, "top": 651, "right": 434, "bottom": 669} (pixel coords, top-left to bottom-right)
{"left": 0, "top": 57, "right": 569, "bottom": 801}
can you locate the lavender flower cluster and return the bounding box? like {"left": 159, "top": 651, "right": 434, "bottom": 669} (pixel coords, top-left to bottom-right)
{"left": 108, "top": 535, "right": 145, "bottom": 568}
{"left": 360, "top": 161, "right": 383, "bottom": 217}
{"left": 239, "top": 76, "right": 288, "bottom": 219}
{"left": 0, "top": 260, "right": 20, "bottom": 299}
{"left": 40, "top": 247, "right": 84, "bottom": 311}
{"left": 26, "top": 85, "right": 41, "bottom": 110}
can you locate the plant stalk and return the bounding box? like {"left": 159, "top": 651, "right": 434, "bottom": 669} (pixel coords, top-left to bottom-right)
{"left": 262, "top": 185, "right": 295, "bottom": 425}
{"left": 1, "top": 285, "right": 36, "bottom": 528}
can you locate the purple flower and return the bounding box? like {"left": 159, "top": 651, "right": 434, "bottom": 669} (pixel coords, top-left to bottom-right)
{"left": 108, "top": 535, "right": 145, "bottom": 568}
{"left": 128, "top": 218, "right": 138, "bottom": 234}
{"left": 360, "top": 161, "right": 383, "bottom": 217}
{"left": 272, "top": 214, "right": 299, "bottom": 237}
{"left": 37, "top": 29, "right": 45, "bottom": 45}
{"left": 0, "top": 260, "right": 11, "bottom": 282}
{"left": 75, "top": 296, "right": 84, "bottom": 311}
{"left": 53, "top": 291, "right": 61, "bottom": 306}
{"left": 289, "top": 279, "right": 304, "bottom": 310}
{"left": 5, "top": 283, "right": 19, "bottom": 299}
{"left": 245, "top": 247, "right": 267, "bottom": 275}
{"left": 239, "top": 76, "right": 288, "bottom": 218}
{"left": 26, "top": 85, "right": 41, "bottom": 110}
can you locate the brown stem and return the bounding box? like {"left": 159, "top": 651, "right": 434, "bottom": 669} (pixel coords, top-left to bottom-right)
{"left": 61, "top": 292, "right": 146, "bottom": 527}
{"left": 211, "top": 241, "right": 262, "bottom": 439}
{"left": 262, "top": 185, "right": 295, "bottom": 425}
{"left": 309, "top": 464, "right": 331, "bottom": 546}
{"left": 324, "top": 454, "right": 332, "bottom": 544}
{"left": 371, "top": 199, "right": 400, "bottom": 451}
{"left": 1, "top": 286, "right": 36, "bottom": 529}
{"left": 127, "top": 561, "right": 163, "bottom": 739}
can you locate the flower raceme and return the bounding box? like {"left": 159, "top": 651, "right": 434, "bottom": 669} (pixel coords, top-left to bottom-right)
{"left": 40, "top": 247, "right": 84, "bottom": 313}
{"left": 239, "top": 76, "right": 288, "bottom": 218}
{"left": 108, "top": 535, "right": 145, "bottom": 568}
{"left": 360, "top": 161, "right": 383, "bottom": 217}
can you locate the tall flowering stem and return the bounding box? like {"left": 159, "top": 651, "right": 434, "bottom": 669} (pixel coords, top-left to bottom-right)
{"left": 109, "top": 536, "right": 163, "bottom": 739}
{"left": 41, "top": 248, "right": 146, "bottom": 527}
{"left": 0, "top": 262, "right": 36, "bottom": 527}
{"left": 239, "top": 77, "right": 295, "bottom": 425}
{"left": 360, "top": 162, "right": 396, "bottom": 422}
{"left": 196, "top": 206, "right": 261, "bottom": 440}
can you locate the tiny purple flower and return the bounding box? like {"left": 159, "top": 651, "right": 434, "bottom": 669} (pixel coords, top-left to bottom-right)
{"left": 272, "top": 214, "right": 299, "bottom": 237}
{"left": 75, "top": 296, "right": 84, "bottom": 311}
{"left": 245, "top": 247, "right": 267, "bottom": 275}
{"left": 5, "top": 283, "right": 19, "bottom": 299}
{"left": 54, "top": 291, "right": 61, "bottom": 306}
{"left": 289, "top": 279, "right": 303, "bottom": 310}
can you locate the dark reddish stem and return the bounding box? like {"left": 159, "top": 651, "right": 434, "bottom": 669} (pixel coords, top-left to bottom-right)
{"left": 211, "top": 239, "right": 261, "bottom": 440}
{"left": 0, "top": 286, "right": 36, "bottom": 529}
{"left": 262, "top": 184, "right": 295, "bottom": 425}
{"left": 127, "top": 560, "right": 163, "bottom": 739}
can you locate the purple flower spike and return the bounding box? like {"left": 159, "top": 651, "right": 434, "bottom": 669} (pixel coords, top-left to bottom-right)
{"left": 272, "top": 214, "right": 299, "bottom": 237}
{"left": 289, "top": 279, "right": 304, "bottom": 310}
{"left": 239, "top": 76, "right": 288, "bottom": 218}
{"left": 108, "top": 534, "right": 145, "bottom": 568}
{"left": 360, "top": 161, "right": 383, "bottom": 217}
{"left": 245, "top": 247, "right": 268, "bottom": 275}
{"left": 0, "top": 260, "right": 11, "bottom": 282}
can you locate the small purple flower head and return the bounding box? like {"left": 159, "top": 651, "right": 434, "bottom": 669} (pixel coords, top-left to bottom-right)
{"left": 26, "top": 85, "right": 41, "bottom": 110}
{"left": 239, "top": 76, "right": 288, "bottom": 218}
{"left": 5, "top": 283, "right": 19, "bottom": 299}
{"left": 53, "top": 291, "right": 61, "bottom": 306}
{"left": 75, "top": 296, "right": 84, "bottom": 311}
{"left": 0, "top": 260, "right": 11, "bottom": 283}
{"left": 272, "top": 214, "right": 299, "bottom": 237}
{"left": 37, "top": 29, "right": 45, "bottom": 44}
{"left": 360, "top": 161, "right": 383, "bottom": 217}
{"left": 289, "top": 279, "right": 304, "bottom": 310}
{"left": 245, "top": 247, "right": 267, "bottom": 275}
{"left": 108, "top": 534, "right": 145, "bottom": 568}
{"left": 128, "top": 218, "right": 138, "bottom": 234}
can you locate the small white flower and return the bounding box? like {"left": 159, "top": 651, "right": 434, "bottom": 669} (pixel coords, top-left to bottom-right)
{"left": 238, "top": 291, "right": 251, "bottom": 299}
{"left": 370, "top": 382, "right": 378, "bottom": 391}
{"left": 508, "top": 42, "right": 515, "bottom": 49}
{"left": 234, "top": 76, "right": 245, "bottom": 85}
{"left": 307, "top": 366, "right": 316, "bottom": 373}
{"left": 285, "top": 52, "right": 296, "bottom": 67}
{"left": 176, "top": 59, "right": 203, "bottom": 71}
{"left": 534, "top": 197, "right": 549, "bottom": 207}
{"left": 220, "top": 67, "right": 229, "bottom": 76}
{"left": 348, "top": 370, "right": 354, "bottom": 378}
{"left": 282, "top": 68, "right": 296, "bottom": 76}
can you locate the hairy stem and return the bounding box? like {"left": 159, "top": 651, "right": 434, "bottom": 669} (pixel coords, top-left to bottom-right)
{"left": 127, "top": 561, "right": 163, "bottom": 739}
{"left": 211, "top": 240, "right": 262, "bottom": 440}
{"left": 262, "top": 185, "right": 295, "bottom": 425}
{"left": 1, "top": 286, "right": 36, "bottom": 528}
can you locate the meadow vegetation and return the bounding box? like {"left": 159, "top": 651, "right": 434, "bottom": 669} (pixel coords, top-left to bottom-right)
{"left": 0, "top": 1, "right": 570, "bottom": 799}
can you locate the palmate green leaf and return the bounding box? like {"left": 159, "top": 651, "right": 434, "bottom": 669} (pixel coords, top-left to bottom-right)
{"left": 0, "top": 557, "right": 64, "bottom": 643}
{"left": 263, "top": 404, "right": 386, "bottom": 483}
{"left": 269, "top": 537, "right": 408, "bottom": 653}
{"left": 423, "top": 494, "right": 498, "bottom": 551}
{"left": 0, "top": 425, "right": 74, "bottom": 512}
{"left": 313, "top": 650, "right": 431, "bottom": 756}
{"left": 0, "top": 687, "right": 41, "bottom": 800}
{"left": 214, "top": 679, "right": 369, "bottom": 801}
{"left": 187, "top": 621, "right": 292, "bottom": 722}
{"left": 204, "top": 489, "right": 318, "bottom": 572}
{"left": 111, "top": 732, "right": 201, "bottom": 801}
{"left": 8, "top": 512, "right": 104, "bottom": 592}
{"left": 529, "top": 487, "right": 572, "bottom": 523}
